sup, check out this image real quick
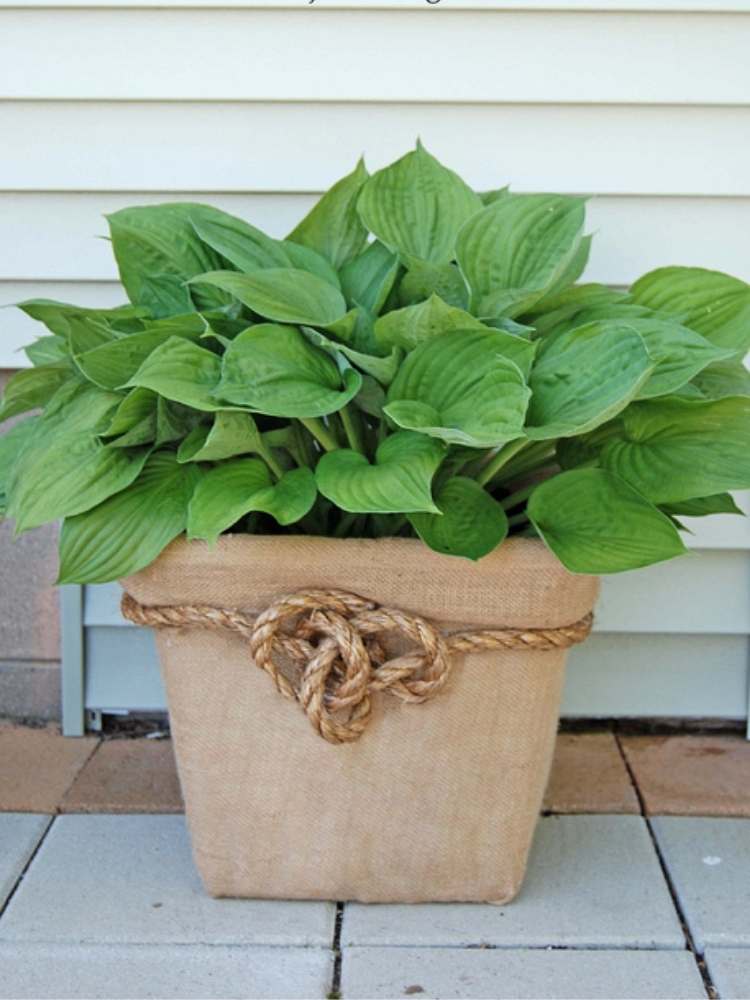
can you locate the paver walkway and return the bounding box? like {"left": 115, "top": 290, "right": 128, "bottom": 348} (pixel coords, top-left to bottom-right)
{"left": 0, "top": 726, "right": 748, "bottom": 999}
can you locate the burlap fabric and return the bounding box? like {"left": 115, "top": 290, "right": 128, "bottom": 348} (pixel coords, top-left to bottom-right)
{"left": 122, "top": 535, "right": 599, "bottom": 903}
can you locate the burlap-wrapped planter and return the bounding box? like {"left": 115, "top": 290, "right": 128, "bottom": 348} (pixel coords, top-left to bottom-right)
{"left": 122, "top": 535, "right": 599, "bottom": 904}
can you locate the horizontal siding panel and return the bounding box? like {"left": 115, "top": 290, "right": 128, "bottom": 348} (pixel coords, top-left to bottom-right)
{"left": 82, "top": 627, "right": 749, "bottom": 719}
{"left": 3, "top": 102, "right": 750, "bottom": 197}
{"left": 84, "top": 551, "right": 750, "bottom": 631}
{"left": 563, "top": 634, "right": 749, "bottom": 718}
{"left": 3, "top": 193, "right": 750, "bottom": 285}
{"left": 10, "top": 2, "right": 750, "bottom": 11}
{"left": 2, "top": 10, "right": 749, "bottom": 103}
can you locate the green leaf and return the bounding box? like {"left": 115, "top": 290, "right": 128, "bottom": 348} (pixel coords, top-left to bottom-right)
{"left": 107, "top": 203, "right": 231, "bottom": 313}
{"left": 630, "top": 266, "right": 750, "bottom": 354}
{"left": 528, "top": 468, "right": 687, "bottom": 573}
{"left": 24, "top": 335, "right": 69, "bottom": 366}
{"left": 316, "top": 431, "right": 445, "bottom": 514}
{"left": 177, "top": 411, "right": 263, "bottom": 463}
{"left": 662, "top": 493, "right": 743, "bottom": 517}
{"left": 357, "top": 143, "right": 482, "bottom": 265}
{"left": 456, "top": 194, "right": 586, "bottom": 318}
{"left": 139, "top": 274, "right": 195, "bottom": 318}
{"left": 7, "top": 427, "right": 149, "bottom": 532}
{"left": 217, "top": 323, "right": 361, "bottom": 417}
{"left": 187, "top": 461, "right": 316, "bottom": 543}
{"left": 101, "top": 388, "right": 158, "bottom": 447}
{"left": 522, "top": 283, "right": 628, "bottom": 337}
{"left": 386, "top": 329, "right": 530, "bottom": 448}
{"left": 301, "top": 326, "right": 402, "bottom": 386}
{"left": 600, "top": 396, "right": 750, "bottom": 504}
{"left": 126, "top": 336, "right": 227, "bottom": 411}
{"left": 691, "top": 360, "right": 750, "bottom": 399}
{"left": 409, "top": 476, "right": 508, "bottom": 560}
{"left": 73, "top": 323, "right": 203, "bottom": 391}
{"left": 374, "top": 294, "right": 536, "bottom": 375}
{"left": 189, "top": 205, "right": 290, "bottom": 272}
{"left": 628, "top": 317, "right": 734, "bottom": 399}
{"left": 287, "top": 158, "right": 369, "bottom": 269}
{"left": 0, "top": 364, "right": 73, "bottom": 423}
{"left": 189, "top": 269, "right": 347, "bottom": 327}
{"left": 0, "top": 417, "right": 39, "bottom": 517}
{"left": 280, "top": 241, "right": 342, "bottom": 289}
{"left": 58, "top": 452, "right": 202, "bottom": 584}
{"left": 339, "top": 240, "right": 400, "bottom": 315}
{"left": 397, "top": 258, "right": 469, "bottom": 310}
{"left": 525, "top": 320, "right": 653, "bottom": 440}
{"left": 16, "top": 299, "right": 144, "bottom": 338}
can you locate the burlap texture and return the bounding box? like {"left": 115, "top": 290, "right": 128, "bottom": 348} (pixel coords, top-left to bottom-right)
{"left": 123, "top": 535, "right": 599, "bottom": 903}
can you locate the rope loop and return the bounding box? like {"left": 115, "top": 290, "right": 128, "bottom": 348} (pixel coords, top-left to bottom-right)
{"left": 121, "top": 589, "right": 592, "bottom": 745}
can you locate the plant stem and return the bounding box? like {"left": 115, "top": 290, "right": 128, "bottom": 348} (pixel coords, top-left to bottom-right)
{"left": 501, "top": 482, "right": 536, "bottom": 510}
{"left": 339, "top": 404, "right": 365, "bottom": 454}
{"left": 256, "top": 441, "right": 285, "bottom": 481}
{"left": 476, "top": 439, "right": 530, "bottom": 487}
{"left": 507, "top": 510, "right": 530, "bottom": 528}
{"left": 299, "top": 417, "right": 339, "bottom": 453}
{"left": 493, "top": 443, "right": 556, "bottom": 484}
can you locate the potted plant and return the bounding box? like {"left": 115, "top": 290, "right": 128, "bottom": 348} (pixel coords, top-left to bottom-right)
{"left": 2, "top": 144, "right": 749, "bottom": 903}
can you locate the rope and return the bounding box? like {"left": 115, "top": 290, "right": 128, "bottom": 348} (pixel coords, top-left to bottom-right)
{"left": 121, "top": 589, "right": 593, "bottom": 745}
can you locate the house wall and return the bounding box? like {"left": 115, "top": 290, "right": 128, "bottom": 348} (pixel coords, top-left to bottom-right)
{"left": 1, "top": 1, "right": 748, "bottom": 723}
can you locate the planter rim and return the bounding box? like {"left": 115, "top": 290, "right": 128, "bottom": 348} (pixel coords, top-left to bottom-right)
{"left": 123, "top": 534, "right": 599, "bottom": 631}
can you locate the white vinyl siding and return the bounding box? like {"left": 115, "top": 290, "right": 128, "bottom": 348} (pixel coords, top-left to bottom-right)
{"left": 2, "top": 1, "right": 748, "bottom": 725}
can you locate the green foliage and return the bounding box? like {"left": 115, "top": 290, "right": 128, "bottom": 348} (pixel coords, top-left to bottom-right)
{"left": 3, "top": 143, "right": 748, "bottom": 581}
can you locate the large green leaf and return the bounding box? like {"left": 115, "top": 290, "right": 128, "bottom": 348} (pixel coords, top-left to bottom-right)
{"left": 0, "top": 364, "right": 73, "bottom": 423}
{"left": 525, "top": 320, "right": 653, "bottom": 439}
{"left": 65, "top": 314, "right": 121, "bottom": 353}
{"left": 72, "top": 323, "right": 203, "bottom": 391}
{"left": 396, "top": 258, "right": 469, "bottom": 310}
{"left": 287, "top": 159, "right": 369, "bottom": 269}
{"left": 217, "top": 323, "right": 361, "bottom": 417}
{"left": 630, "top": 267, "right": 750, "bottom": 354}
{"left": 409, "top": 476, "right": 508, "bottom": 560}
{"left": 7, "top": 426, "right": 149, "bottom": 532}
{"left": 374, "top": 295, "right": 536, "bottom": 375}
{"left": 189, "top": 269, "right": 347, "bottom": 327}
{"left": 107, "top": 203, "right": 230, "bottom": 313}
{"left": 187, "top": 461, "right": 316, "bottom": 543}
{"left": 16, "top": 299, "right": 144, "bottom": 338}
{"left": 628, "top": 317, "right": 734, "bottom": 399}
{"left": 301, "top": 326, "right": 402, "bottom": 386}
{"left": 662, "top": 493, "right": 743, "bottom": 517}
{"left": 0, "top": 418, "right": 39, "bottom": 518}
{"left": 177, "top": 411, "right": 263, "bottom": 463}
{"left": 386, "top": 329, "right": 530, "bottom": 448}
{"left": 101, "top": 388, "right": 158, "bottom": 447}
{"left": 357, "top": 143, "right": 482, "bottom": 265}
{"left": 339, "top": 240, "right": 400, "bottom": 315}
{"left": 23, "top": 335, "right": 69, "bottom": 367}
{"left": 58, "top": 452, "right": 202, "bottom": 584}
{"left": 190, "top": 205, "right": 290, "bottom": 272}
{"left": 691, "top": 360, "right": 750, "bottom": 399}
{"left": 521, "top": 283, "right": 628, "bottom": 337}
{"left": 528, "top": 468, "right": 687, "bottom": 573}
{"left": 316, "top": 431, "right": 445, "bottom": 513}
{"left": 280, "top": 241, "right": 342, "bottom": 289}
{"left": 456, "top": 194, "right": 586, "bottom": 318}
{"left": 600, "top": 396, "right": 750, "bottom": 504}
{"left": 126, "top": 336, "right": 227, "bottom": 411}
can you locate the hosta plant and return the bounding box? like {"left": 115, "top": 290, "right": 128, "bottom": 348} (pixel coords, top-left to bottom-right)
{"left": 2, "top": 143, "right": 749, "bottom": 583}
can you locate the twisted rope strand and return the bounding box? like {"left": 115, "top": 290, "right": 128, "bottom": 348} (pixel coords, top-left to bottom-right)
{"left": 121, "top": 590, "right": 593, "bottom": 745}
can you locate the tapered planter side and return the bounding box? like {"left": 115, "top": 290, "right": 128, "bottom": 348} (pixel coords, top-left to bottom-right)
{"left": 123, "top": 534, "right": 599, "bottom": 903}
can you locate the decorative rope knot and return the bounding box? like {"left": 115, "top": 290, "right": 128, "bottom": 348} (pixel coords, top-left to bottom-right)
{"left": 121, "top": 589, "right": 593, "bottom": 745}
